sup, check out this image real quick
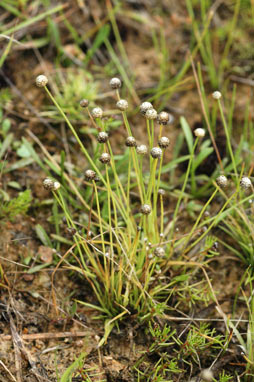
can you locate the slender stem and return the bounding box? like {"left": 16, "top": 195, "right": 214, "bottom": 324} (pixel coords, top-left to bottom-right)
{"left": 169, "top": 138, "right": 199, "bottom": 245}
{"left": 217, "top": 99, "right": 238, "bottom": 178}
{"left": 183, "top": 187, "right": 219, "bottom": 248}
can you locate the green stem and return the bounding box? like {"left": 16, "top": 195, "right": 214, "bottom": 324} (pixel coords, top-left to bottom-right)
{"left": 218, "top": 99, "right": 237, "bottom": 178}
{"left": 169, "top": 138, "right": 199, "bottom": 245}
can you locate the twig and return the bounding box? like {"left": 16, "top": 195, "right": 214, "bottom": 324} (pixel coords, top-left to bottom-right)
{"left": 0, "top": 330, "right": 91, "bottom": 341}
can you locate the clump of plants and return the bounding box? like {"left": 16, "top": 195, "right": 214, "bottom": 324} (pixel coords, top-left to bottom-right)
{"left": 35, "top": 74, "right": 254, "bottom": 380}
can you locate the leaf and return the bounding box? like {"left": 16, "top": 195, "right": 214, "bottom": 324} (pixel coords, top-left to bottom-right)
{"left": 27, "top": 263, "right": 50, "bottom": 274}
{"left": 17, "top": 143, "right": 32, "bottom": 158}
{"left": 193, "top": 146, "right": 213, "bottom": 171}
{"left": 61, "top": 352, "right": 87, "bottom": 382}
{"left": 0, "top": 133, "right": 13, "bottom": 160}
{"left": 4, "top": 157, "right": 34, "bottom": 173}
{"left": 180, "top": 116, "right": 193, "bottom": 153}
{"left": 35, "top": 224, "right": 53, "bottom": 247}
{"left": 84, "top": 24, "right": 110, "bottom": 65}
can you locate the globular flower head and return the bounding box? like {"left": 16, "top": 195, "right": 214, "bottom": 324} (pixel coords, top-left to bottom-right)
{"left": 240, "top": 176, "right": 252, "bottom": 190}
{"left": 212, "top": 91, "right": 222, "bottom": 100}
{"left": 140, "top": 101, "right": 153, "bottom": 115}
{"left": 85, "top": 169, "right": 96, "bottom": 181}
{"left": 97, "top": 131, "right": 109, "bottom": 143}
{"left": 43, "top": 178, "right": 54, "bottom": 190}
{"left": 125, "top": 136, "right": 137, "bottom": 147}
{"left": 150, "top": 147, "right": 162, "bottom": 159}
{"left": 136, "top": 144, "right": 148, "bottom": 155}
{"left": 157, "top": 111, "right": 170, "bottom": 125}
{"left": 99, "top": 152, "right": 111, "bottom": 164}
{"left": 140, "top": 204, "right": 151, "bottom": 215}
{"left": 194, "top": 128, "right": 205, "bottom": 138}
{"left": 145, "top": 108, "right": 157, "bottom": 120}
{"left": 154, "top": 247, "right": 165, "bottom": 257}
{"left": 216, "top": 175, "right": 228, "bottom": 188}
{"left": 158, "top": 188, "right": 166, "bottom": 196}
{"left": 53, "top": 181, "right": 61, "bottom": 191}
{"left": 116, "top": 99, "right": 128, "bottom": 111}
{"left": 158, "top": 136, "right": 170, "bottom": 149}
{"left": 80, "top": 99, "right": 89, "bottom": 108}
{"left": 91, "top": 107, "right": 103, "bottom": 119}
{"left": 36, "top": 75, "right": 48, "bottom": 88}
{"left": 43, "top": 178, "right": 60, "bottom": 191}
{"left": 110, "top": 77, "right": 121, "bottom": 89}
{"left": 200, "top": 369, "right": 214, "bottom": 382}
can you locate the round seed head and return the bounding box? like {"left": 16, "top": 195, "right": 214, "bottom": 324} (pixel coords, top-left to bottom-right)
{"left": 116, "top": 99, "right": 128, "bottom": 111}
{"left": 194, "top": 128, "right": 205, "bottom": 138}
{"left": 85, "top": 169, "right": 96, "bottom": 181}
{"left": 91, "top": 107, "right": 103, "bottom": 118}
{"left": 158, "top": 188, "right": 166, "bottom": 196}
{"left": 240, "top": 176, "right": 252, "bottom": 189}
{"left": 43, "top": 178, "right": 54, "bottom": 190}
{"left": 99, "top": 152, "right": 111, "bottom": 164}
{"left": 125, "top": 136, "right": 137, "bottom": 147}
{"left": 80, "top": 99, "right": 89, "bottom": 108}
{"left": 36, "top": 74, "right": 48, "bottom": 88}
{"left": 216, "top": 175, "right": 228, "bottom": 188}
{"left": 212, "top": 91, "right": 222, "bottom": 100}
{"left": 97, "top": 132, "right": 109, "bottom": 143}
{"left": 145, "top": 108, "right": 157, "bottom": 120}
{"left": 158, "top": 136, "right": 170, "bottom": 149}
{"left": 140, "top": 101, "right": 153, "bottom": 115}
{"left": 150, "top": 147, "right": 162, "bottom": 159}
{"left": 140, "top": 204, "right": 151, "bottom": 215}
{"left": 52, "top": 181, "right": 61, "bottom": 191}
{"left": 154, "top": 247, "right": 165, "bottom": 257}
{"left": 136, "top": 144, "right": 148, "bottom": 155}
{"left": 110, "top": 77, "right": 121, "bottom": 89}
{"left": 200, "top": 369, "right": 214, "bottom": 382}
{"left": 157, "top": 111, "right": 170, "bottom": 125}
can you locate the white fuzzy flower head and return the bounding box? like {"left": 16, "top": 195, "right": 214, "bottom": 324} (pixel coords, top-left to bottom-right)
{"left": 136, "top": 144, "right": 148, "bottom": 155}
{"left": 154, "top": 247, "right": 165, "bottom": 257}
{"left": 91, "top": 107, "right": 103, "bottom": 118}
{"left": 125, "top": 136, "right": 137, "bottom": 147}
{"left": 157, "top": 111, "right": 170, "bottom": 125}
{"left": 216, "top": 175, "right": 228, "bottom": 188}
{"left": 36, "top": 75, "right": 48, "bottom": 88}
{"left": 212, "top": 91, "right": 222, "bottom": 100}
{"left": 158, "top": 136, "right": 170, "bottom": 149}
{"left": 140, "top": 204, "right": 151, "bottom": 215}
{"left": 97, "top": 132, "right": 109, "bottom": 143}
{"left": 194, "top": 128, "right": 205, "bottom": 138}
{"left": 99, "top": 152, "right": 111, "bottom": 164}
{"left": 145, "top": 108, "right": 157, "bottom": 120}
{"left": 52, "top": 181, "right": 61, "bottom": 191}
{"left": 240, "top": 176, "right": 252, "bottom": 190}
{"left": 116, "top": 99, "right": 128, "bottom": 111}
{"left": 109, "top": 77, "right": 121, "bottom": 89}
{"left": 85, "top": 169, "right": 96, "bottom": 181}
{"left": 150, "top": 147, "right": 162, "bottom": 159}
{"left": 140, "top": 101, "right": 153, "bottom": 115}
{"left": 200, "top": 369, "right": 214, "bottom": 382}
{"left": 43, "top": 178, "right": 54, "bottom": 190}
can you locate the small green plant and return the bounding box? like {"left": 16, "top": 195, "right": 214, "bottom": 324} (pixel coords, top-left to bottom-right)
{"left": 230, "top": 270, "right": 254, "bottom": 381}
{"left": 0, "top": 189, "right": 32, "bottom": 221}
{"left": 34, "top": 73, "right": 253, "bottom": 350}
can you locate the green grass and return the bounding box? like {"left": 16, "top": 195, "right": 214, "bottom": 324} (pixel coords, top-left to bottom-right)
{"left": 1, "top": 1, "right": 254, "bottom": 381}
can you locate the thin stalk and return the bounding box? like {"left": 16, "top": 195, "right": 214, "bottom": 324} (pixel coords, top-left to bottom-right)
{"left": 217, "top": 99, "right": 238, "bottom": 178}
{"left": 182, "top": 187, "right": 219, "bottom": 248}
{"left": 169, "top": 138, "right": 199, "bottom": 245}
